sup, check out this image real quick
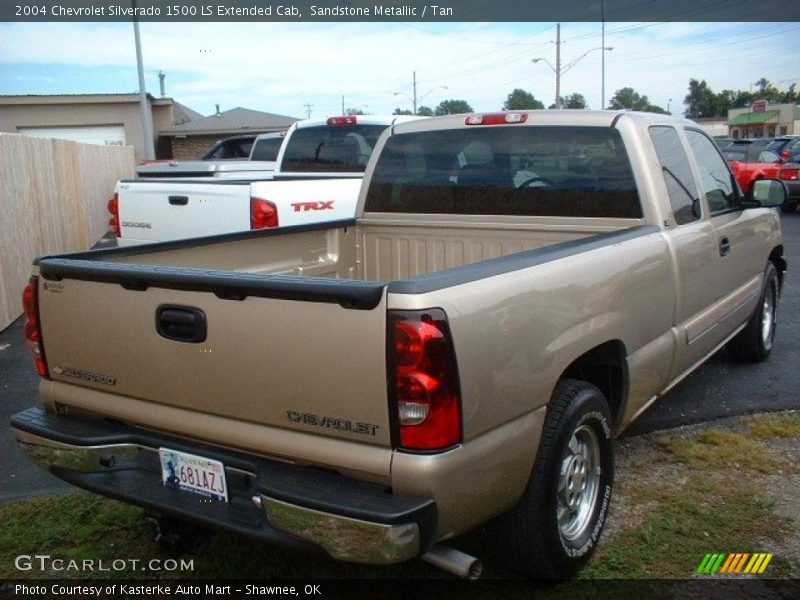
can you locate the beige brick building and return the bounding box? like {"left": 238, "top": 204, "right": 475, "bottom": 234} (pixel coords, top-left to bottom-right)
{"left": 0, "top": 94, "right": 201, "bottom": 163}
{"left": 163, "top": 107, "right": 298, "bottom": 159}
{"left": 0, "top": 95, "right": 298, "bottom": 162}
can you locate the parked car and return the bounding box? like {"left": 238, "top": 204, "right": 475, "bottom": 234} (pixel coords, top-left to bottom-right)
{"left": 113, "top": 116, "right": 419, "bottom": 245}
{"left": 779, "top": 137, "right": 800, "bottom": 163}
{"left": 135, "top": 133, "right": 285, "bottom": 179}
{"left": 777, "top": 162, "right": 800, "bottom": 212}
{"left": 14, "top": 111, "right": 788, "bottom": 580}
{"left": 728, "top": 153, "right": 781, "bottom": 194}
{"left": 766, "top": 135, "right": 800, "bottom": 162}
{"left": 721, "top": 139, "right": 772, "bottom": 162}
{"left": 202, "top": 134, "right": 257, "bottom": 159}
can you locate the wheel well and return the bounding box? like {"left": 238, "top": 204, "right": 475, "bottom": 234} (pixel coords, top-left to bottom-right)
{"left": 559, "top": 341, "right": 627, "bottom": 432}
{"left": 769, "top": 246, "right": 786, "bottom": 290}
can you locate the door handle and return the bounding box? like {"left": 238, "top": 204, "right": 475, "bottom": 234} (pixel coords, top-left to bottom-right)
{"left": 156, "top": 305, "right": 207, "bottom": 343}
{"left": 168, "top": 195, "right": 189, "bottom": 206}
{"left": 719, "top": 237, "right": 731, "bottom": 257}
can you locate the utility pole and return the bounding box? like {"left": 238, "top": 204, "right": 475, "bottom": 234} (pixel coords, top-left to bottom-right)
{"left": 412, "top": 71, "right": 418, "bottom": 115}
{"left": 303, "top": 103, "right": 313, "bottom": 119}
{"left": 555, "top": 23, "right": 561, "bottom": 109}
{"left": 132, "top": 0, "right": 155, "bottom": 160}
{"left": 341, "top": 95, "right": 345, "bottom": 114}
{"left": 601, "top": 1, "right": 605, "bottom": 110}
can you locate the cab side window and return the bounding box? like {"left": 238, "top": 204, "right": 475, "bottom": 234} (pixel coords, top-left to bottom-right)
{"left": 685, "top": 129, "right": 738, "bottom": 213}
{"left": 649, "top": 126, "right": 701, "bottom": 225}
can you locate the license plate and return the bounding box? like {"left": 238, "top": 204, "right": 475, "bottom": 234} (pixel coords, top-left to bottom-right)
{"left": 159, "top": 448, "right": 228, "bottom": 502}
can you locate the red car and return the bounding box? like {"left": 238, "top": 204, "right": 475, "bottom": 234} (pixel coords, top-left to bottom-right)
{"left": 724, "top": 143, "right": 781, "bottom": 194}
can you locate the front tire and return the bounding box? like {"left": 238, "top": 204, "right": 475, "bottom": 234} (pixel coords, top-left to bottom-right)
{"left": 727, "top": 262, "right": 779, "bottom": 363}
{"left": 491, "top": 379, "right": 614, "bottom": 578}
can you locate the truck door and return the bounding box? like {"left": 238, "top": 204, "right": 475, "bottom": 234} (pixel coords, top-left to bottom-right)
{"left": 683, "top": 129, "right": 766, "bottom": 341}
{"left": 648, "top": 126, "right": 725, "bottom": 377}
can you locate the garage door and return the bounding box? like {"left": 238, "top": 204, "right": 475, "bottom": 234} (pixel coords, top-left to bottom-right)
{"left": 17, "top": 125, "right": 126, "bottom": 147}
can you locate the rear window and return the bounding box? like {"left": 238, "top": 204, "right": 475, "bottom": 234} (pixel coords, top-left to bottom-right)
{"left": 202, "top": 138, "right": 254, "bottom": 160}
{"left": 723, "top": 147, "right": 748, "bottom": 161}
{"left": 364, "top": 126, "right": 642, "bottom": 218}
{"left": 250, "top": 136, "right": 283, "bottom": 161}
{"left": 281, "top": 124, "right": 388, "bottom": 173}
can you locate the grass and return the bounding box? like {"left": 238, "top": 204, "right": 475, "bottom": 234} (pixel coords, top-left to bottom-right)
{"left": 655, "top": 428, "right": 792, "bottom": 474}
{"left": 749, "top": 411, "right": 800, "bottom": 439}
{"left": 581, "top": 474, "right": 792, "bottom": 579}
{"left": 1, "top": 412, "right": 797, "bottom": 584}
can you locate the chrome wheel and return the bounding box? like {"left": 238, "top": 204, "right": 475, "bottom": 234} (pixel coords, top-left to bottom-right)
{"left": 557, "top": 424, "right": 601, "bottom": 541}
{"left": 761, "top": 280, "right": 776, "bottom": 350}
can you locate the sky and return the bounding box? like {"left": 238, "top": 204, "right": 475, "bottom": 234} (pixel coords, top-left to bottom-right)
{"left": 0, "top": 21, "right": 798, "bottom": 119}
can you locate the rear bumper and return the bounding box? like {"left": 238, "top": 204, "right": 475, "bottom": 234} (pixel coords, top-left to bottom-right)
{"left": 11, "top": 407, "right": 436, "bottom": 565}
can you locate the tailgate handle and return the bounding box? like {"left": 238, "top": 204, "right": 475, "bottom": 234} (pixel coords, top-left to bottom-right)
{"left": 156, "top": 305, "right": 207, "bottom": 343}
{"left": 168, "top": 195, "right": 189, "bottom": 206}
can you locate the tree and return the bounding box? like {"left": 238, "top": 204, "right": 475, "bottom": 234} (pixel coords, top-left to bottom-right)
{"left": 684, "top": 77, "right": 796, "bottom": 119}
{"left": 416, "top": 106, "right": 434, "bottom": 116}
{"left": 503, "top": 88, "right": 544, "bottom": 110}
{"left": 608, "top": 87, "right": 647, "bottom": 110}
{"left": 684, "top": 79, "right": 719, "bottom": 118}
{"left": 434, "top": 99, "right": 474, "bottom": 116}
{"left": 345, "top": 108, "right": 366, "bottom": 115}
{"left": 392, "top": 108, "right": 413, "bottom": 115}
{"left": 608, "top": 87, "right": 667, "bottom": 114}
{"left": 548, "top": 93, "right": 587, "bottom": 109}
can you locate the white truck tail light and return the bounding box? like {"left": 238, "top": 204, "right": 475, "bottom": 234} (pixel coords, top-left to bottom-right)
{"left": 465, "top": 112, "right": 528, "bottom": 126}
{"left": 107, "top": 193, "right": 121, "bottom": 236}
{"left": 250, "top": 198, "right": 278, "bottom": 229}
{"left": 22, "top": 278, "right": 49, "bottom": 378}
{"left": 390, "top": 310, "right": 462, "bottom": 451}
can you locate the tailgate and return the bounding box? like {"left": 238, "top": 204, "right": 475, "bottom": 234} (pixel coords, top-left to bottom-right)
{"left": 36, "top": 268, "right": 393, "bottom": 447}
{"left": 117, "top": 181, "right": 252, "bottom": 242}
{"left": 253, "top": 177, "right": 362, "bottom": 226}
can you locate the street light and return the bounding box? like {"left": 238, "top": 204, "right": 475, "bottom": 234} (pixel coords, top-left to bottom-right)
{"left": 394, "top": 70, "right": 447, "bottom": 114}
{"left": 532, "top": 26, "right": 612, "bottom": 109}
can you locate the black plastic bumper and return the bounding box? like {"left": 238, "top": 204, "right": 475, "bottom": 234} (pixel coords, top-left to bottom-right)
{"left": 11, "top": 407, "right": 437, "bottom": 563}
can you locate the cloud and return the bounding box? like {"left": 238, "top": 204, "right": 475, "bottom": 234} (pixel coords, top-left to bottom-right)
{"left": 1, "top": 22, "right": 798, "bottom": 117}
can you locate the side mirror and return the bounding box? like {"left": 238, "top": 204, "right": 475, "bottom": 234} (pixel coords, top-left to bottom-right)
{"left": 750, "top": 179, "right": 788, "bottom": 208}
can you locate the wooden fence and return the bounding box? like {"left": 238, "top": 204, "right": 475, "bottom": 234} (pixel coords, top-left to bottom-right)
{"left": 0, "top": 134, "right": 135, "bottom": 330}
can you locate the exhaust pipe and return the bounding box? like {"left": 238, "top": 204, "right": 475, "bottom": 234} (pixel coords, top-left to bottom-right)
{"left": 422, "top": 545, "right": 483, "bottom": 580}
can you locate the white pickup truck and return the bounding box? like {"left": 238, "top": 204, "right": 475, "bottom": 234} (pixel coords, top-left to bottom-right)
{"left": 109, "top": 116, "right": 417, "bottom": 245}
{"left": 134, "top": 132, "right": 286, "bottom": 179}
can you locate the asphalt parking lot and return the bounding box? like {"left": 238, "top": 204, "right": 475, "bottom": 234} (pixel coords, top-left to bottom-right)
{"left": 1, "top": 213, "right": 798, "bottom": 503}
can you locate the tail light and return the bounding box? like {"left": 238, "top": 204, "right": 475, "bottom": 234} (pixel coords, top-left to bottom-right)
{"left": 250, "top": 198, "right": 278, "bottom": 229}
{"left": 107, "top": 193, "right": 120, "bottom": 236}
{"left": 465, "top": 112, "right": 528, "bottom": 126}
{"left": 779, "top": 168, "right": 798, "bottom": 181}
{"left": 22, "top": 278, "right": 49, "bottom": 378}
{"left": 389, "top": 310, "right": 461, "bottom": 451}
{"left": 327, "top": 116, "right": 358, "bottom": 126}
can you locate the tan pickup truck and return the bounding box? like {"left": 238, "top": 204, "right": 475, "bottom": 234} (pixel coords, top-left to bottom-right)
{"left": 12, "top": 111, "right": 789, "bottom": 579}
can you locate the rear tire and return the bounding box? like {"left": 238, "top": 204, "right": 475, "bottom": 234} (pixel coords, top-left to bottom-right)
{"left": 781, "top": 202, "right": 797, "bottom": 214}
{"left": 490, "top": 379, "right": 614, "bottom": 578}
{"left": 727, "top": 262, "right": 779, "bottom": 363}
